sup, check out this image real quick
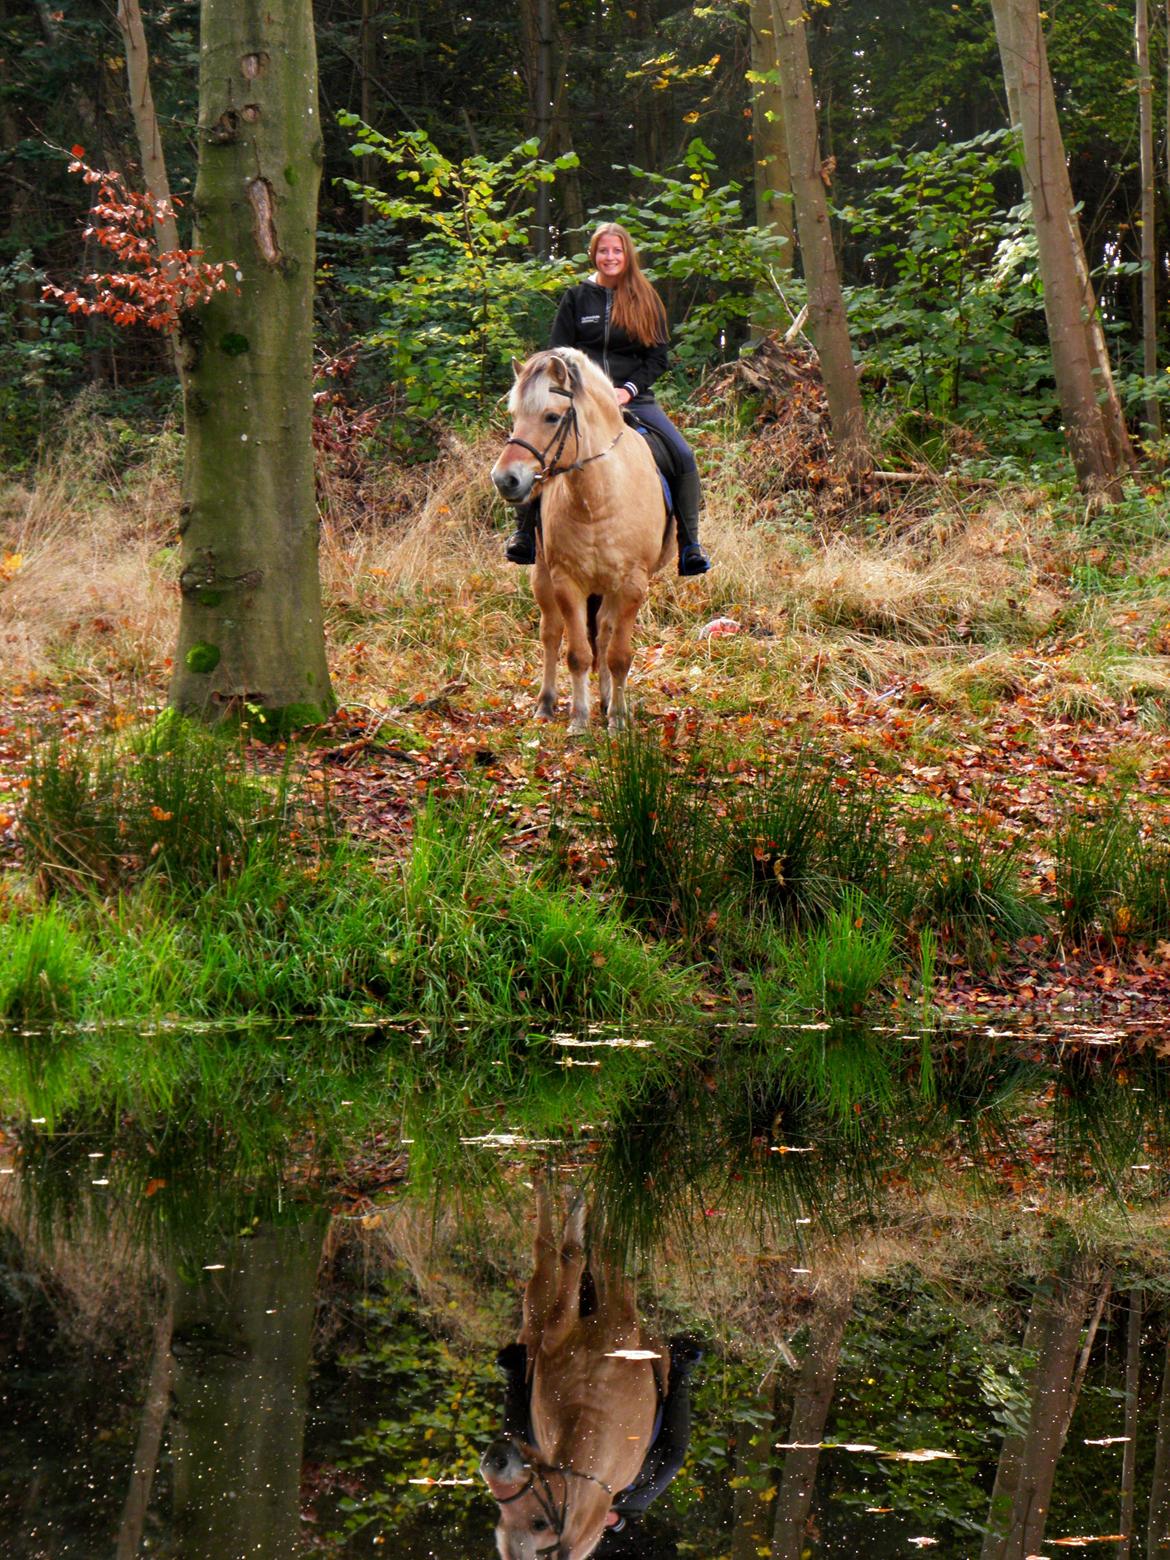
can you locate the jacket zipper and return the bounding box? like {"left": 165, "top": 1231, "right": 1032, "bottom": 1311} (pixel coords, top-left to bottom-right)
{"left": 602, "top": 288, "right": 612, "bottom": 383}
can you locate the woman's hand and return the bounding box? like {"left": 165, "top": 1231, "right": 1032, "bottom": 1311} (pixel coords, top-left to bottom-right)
{"left": 614, "top": 386, "right": 632, "bottom": 407}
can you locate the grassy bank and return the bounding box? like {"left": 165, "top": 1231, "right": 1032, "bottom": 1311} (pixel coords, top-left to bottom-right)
{"left": 3, "top": 400, "right": 1170, "bottom": 1020}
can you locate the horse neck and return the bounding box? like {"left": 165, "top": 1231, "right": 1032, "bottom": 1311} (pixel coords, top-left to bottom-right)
{"left": 572, "top": 386, "right": 622, "bottom": 459}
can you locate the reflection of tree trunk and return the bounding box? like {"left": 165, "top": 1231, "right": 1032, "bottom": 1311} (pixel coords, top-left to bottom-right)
{"left": 730, "top": 1373, "right": 778, "bottom": 1560}
{"left": 1117, "top": 1288, "right": 1143, "bottom": 1559}
{"left": 981, "top": 1257, "right": 1102, "bottom": 1560}
{"left": 771, "top": 1280, "right": 854, "bottom": 1560}
{"left": 169, "top": 1217, "right": 326, "bottom": 1559}
{"left": 116, "top": 1304, "right": 174, "bottom": 1560}
{"left": 1148, "top": 1315, "right": 1170, "bottom": 1556}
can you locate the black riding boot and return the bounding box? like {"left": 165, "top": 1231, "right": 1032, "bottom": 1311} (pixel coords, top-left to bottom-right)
{"left": 504, "top": 498, "right": 540, "bottom": 565}
{"left": 674, "top": 468, "right": 711, "bottom": 576}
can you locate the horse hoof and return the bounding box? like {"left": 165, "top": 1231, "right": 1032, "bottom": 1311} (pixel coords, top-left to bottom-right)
{"left": 567, "top": 719, "right": 589, "bottom": 737}
{"left": 534, "top": 703, "right": 554, "bottom": 722}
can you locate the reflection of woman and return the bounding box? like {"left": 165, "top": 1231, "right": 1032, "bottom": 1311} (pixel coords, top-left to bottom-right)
{"left": 496, "top": 1334, "right": 701, "bottom": 1545}
{"left": 505, "top": 222, "right": 712, "bottom": 577}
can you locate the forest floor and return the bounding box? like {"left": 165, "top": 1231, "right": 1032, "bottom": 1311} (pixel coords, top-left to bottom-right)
{"left": 4, "top": 359, "right": 1170, "bottom": 1021}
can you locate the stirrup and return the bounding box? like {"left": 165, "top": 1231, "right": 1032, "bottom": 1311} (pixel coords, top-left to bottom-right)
{"left": 505, "top": 528, "right": 537, "bottom": 566}
{"left": 678, "top": 542, "right": 711, "bottom": 576}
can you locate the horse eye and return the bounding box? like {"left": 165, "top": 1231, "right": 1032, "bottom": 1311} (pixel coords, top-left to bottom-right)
{"left": 532, "top": 1518, "right": 549, "bottom": 1531}
{"left": 544, "top": 413, "right": 561, "bottom": 424}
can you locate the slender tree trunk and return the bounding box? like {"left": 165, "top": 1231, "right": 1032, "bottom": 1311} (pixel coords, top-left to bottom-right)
{"left": 1136, "top": 0, "right": 1161, "bottom": 435}
{"left": 520, "top": 0, "right": 554, "bottom": 256}
{"left": 116, "top": 0, "right": 183, "bottom": 380}
{"left": 730, "top": 1373, "right": 779, "bottom": 1560}
{"left": 771, "top": 1280, "right": 855, "bottom": 1560}
{"left": 981, "top": 1258, "right": 1102, "bottom": 1560}
{"left": 749, "top": 0, "right": 793, "bottom": 276}
{"left": 1149, "top": 1315, "right": 1170, "bottom": 1556}
{"left": 116, "top": 1304, "right": 174, "bottom": 1560}
{"left": 989, "top": 0, "right": 1133, "bottom": 496}
{"left": 170, "top": 0, "right": 335, "bottom": 729}
{"left": 1118, "top": 1289, "right": 1144, "bottom": 1560}
{"left": 771, "top": 0, "right": 870, "bottom": 477}
{"left": 169, "top": 1217, "right": 326, "bottom": 1559}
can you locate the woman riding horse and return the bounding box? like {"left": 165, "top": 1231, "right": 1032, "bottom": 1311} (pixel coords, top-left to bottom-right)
{"left": 505, "top": 223, "right": 711, "bottom": 578}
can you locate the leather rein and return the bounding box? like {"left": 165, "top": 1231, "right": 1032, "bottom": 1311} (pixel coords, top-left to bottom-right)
{"left": 503, "top": 381, "right": 625, "bottom": 489}
{"left": 496, "top": 1455, "right": 614, "bottom": 1556}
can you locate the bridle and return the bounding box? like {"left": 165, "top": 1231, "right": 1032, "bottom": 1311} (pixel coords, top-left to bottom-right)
{"left": 495, "top": 1456, "right": 614, "bottom": 1556}
{"left": 502, "top": 377, "right": 625, "bottom": 490}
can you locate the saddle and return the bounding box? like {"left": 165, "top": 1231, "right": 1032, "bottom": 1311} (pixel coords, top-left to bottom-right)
{"left": 622, "top": 410, "right": 679, "bottom": 512}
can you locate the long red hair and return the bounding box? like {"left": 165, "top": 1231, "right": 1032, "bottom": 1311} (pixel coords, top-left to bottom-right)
{"left": 588, "top": 223, "right": 667, "bottom": 349}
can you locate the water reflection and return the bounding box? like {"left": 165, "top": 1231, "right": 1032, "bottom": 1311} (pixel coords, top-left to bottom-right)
{"left": 480, "top": 1179, "right": 696, "bottom": 1559}
{"left": 3, "top": 1018, "right": 1170, "bottom": 1555}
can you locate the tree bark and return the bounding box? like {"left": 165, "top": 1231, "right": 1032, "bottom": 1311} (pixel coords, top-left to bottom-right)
{"left": 980, "top": 1257, "right": 1102, "bottom": 1560}
{"left": 1136, "top": 0, "right": 1161, "bottom": 435}
{"left": 1118, "top": 1289, "right": 1143, "bottom": 1560}
{"left": 116, "top": 0, "right": 184, "bottom": 380}
{"left": 771, "top": 1280, "right": 855, "bottom": 1560}
{"left": 749, "top": 0, "right": 793, "bottom": 270}
{"left": 1148, "top": 1315, "right": 1170, "bottom": 1556}
{"left": 771, "top": 0, "right": 870, "bottom": 477}
{"left": 989, "top": 0, "right": 1133, "bottom": 496}
{"left": 170, "top": 0, "right": 335, "bottom": 730}
{"left": 169, "top": 1217, "right": 326, "bottom": 1559}
{"left": 520, "top": 0, "right": 555, "bottom": 256}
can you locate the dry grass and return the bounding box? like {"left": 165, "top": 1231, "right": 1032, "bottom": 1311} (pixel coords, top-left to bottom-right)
{"left": 3, "top": 414, "right": 1169, "bottom": 740}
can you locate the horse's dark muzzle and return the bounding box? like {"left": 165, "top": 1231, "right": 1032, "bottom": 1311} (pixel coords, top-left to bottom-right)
{"left": 492, "top": 465, "right": 534, "bottom": 502}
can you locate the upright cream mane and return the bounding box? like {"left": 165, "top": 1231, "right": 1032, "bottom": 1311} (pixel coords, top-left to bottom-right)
{"left": 511, "top": 348, "right": 618, "bottom": 424}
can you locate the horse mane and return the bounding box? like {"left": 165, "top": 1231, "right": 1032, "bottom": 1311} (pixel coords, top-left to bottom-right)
{"left": 511, "top": 347, "right": 616, "bottom": 420}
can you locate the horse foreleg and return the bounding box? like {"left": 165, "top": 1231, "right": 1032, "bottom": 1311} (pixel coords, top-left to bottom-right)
{"left": 605, "top": 589, "right": 644, "bottom": 731}
{"left": 555, "top": 588, "right": 592, "bottom": 736}
{"left": 532, "top": 563, "right": 562, "bottom": 721}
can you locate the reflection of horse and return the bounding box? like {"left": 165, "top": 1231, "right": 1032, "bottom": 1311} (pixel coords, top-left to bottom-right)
{"left": 479, "top": 1183, "right": 668, "bottom": 1560}
{"left": 491, "top": 348, "right": 673, "bottom": 735}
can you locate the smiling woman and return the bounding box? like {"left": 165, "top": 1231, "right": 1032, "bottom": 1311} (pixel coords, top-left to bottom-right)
{"left": 503, "top": 222, "right": 710, "bottom": 579}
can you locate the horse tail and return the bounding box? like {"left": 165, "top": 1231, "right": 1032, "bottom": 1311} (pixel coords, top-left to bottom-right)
{"left": 587, "top": 593, "right": 601, "bottom": 671}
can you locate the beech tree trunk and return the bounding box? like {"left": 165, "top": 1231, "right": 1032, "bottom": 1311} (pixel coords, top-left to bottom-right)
{"left": 989, "top": 0, "right": 1134, "bottom": 496}
{"left": 981, "top": 1258, "right": 1102, "bottom": 1560}
{"left": 116, "top": 0, "right": 183, "bottom": 380}
{"left": 1136, "top": 0, "right": 1161, "bottom": 435}
{"left": 771, "top": 1280, "right": 855, "bottom": 1560}
{"left": 170, "top": 0, "right": 335, "bottom": 730}
{"left": 749, "top": 0, "right": 793, "bottom": 271}
{"left": 771, "top": 0, "right": 870, "bottom": 477}
{"left": 520, "top": 0, "right": 555, "bottom": 256}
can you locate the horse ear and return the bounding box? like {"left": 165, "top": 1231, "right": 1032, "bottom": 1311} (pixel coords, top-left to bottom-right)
{"left": 547, "top": 352, "right": 570, "bottom": 387}
{"left": 511, "top": 357, "right": 524, "bottom": 379}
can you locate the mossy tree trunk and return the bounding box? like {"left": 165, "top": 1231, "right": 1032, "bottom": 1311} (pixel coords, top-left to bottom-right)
{"left": 170, "top": 0, "right": 334, "bottom": 732}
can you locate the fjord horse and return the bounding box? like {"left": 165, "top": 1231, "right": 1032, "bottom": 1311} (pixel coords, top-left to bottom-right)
{"left": 479, "top": 1183, "right": 668, "bottom": 1560}
{"left": 492, "top": 348, "right": 673, "bottom": 734}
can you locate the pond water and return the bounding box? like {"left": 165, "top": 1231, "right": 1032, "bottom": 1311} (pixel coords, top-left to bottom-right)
{"left": 3, "top": 1018, "right": 1170, "bottom": 1558}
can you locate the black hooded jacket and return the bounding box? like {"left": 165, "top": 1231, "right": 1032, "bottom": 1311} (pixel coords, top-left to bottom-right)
{"left": 549, "top": 280, "right": 670, "bottom": 402}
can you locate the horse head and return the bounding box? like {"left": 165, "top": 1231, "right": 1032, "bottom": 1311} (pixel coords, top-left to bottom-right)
{"left": 492, "top": 349, "right": 619, "bottom": 504}
{"left": 480, "top": 1432, "right": 614, "bottom": 1559}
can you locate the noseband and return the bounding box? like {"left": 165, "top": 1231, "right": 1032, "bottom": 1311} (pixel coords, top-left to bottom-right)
{"left": 496, "top": 1456, "right": 614, "bottom": 1556}
{"left": 503, "top": 380, "right": 624, "bottom": 489}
